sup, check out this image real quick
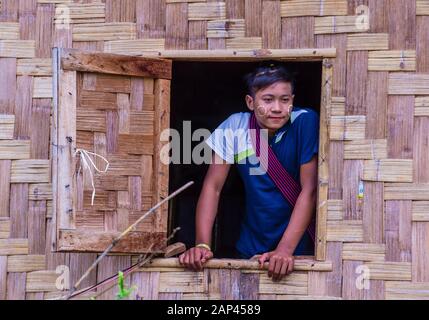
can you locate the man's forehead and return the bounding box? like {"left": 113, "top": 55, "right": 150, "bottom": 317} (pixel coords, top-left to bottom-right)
{"left": 257, "top": 82, "right": 293, "bottom": 96}
{"left": 260, "top": 93, "right": 293, "bottom": 97}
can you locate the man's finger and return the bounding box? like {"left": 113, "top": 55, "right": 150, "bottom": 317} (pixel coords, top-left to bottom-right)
{"left": 201, "top": 250, "right": 213, "bottom": 264}
{"left": 286, "top": 258, "right": 294, "bottom": 275}
{"left": 278, "top": 261, "right": 288, "bottom": 281}
{"left": 258, "top": 253, "right": 269, "bottom": 267}
{"left": 183, "top": 252, "right": 190, "bottom": 268}
{"left": 190, "top": 248, "right": 197, "bottom": 271}
{"left": 206, "top": 250, "right": 213, "bottom": 259}
{"left": 268, "top": 257, "right": 277, "bottom": 278}
{"left": 272, "top": 258, "right": 283, "bottom": 281}
{"left": 195, "top": 250, "right": 203, "bottom": 270}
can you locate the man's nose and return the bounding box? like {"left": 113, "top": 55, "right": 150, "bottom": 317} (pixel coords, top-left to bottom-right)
{"left": 271, "top": 100, "right": 281, "bottom": 112}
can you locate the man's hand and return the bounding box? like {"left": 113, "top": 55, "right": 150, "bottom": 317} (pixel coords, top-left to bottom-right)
{"left": 179, "top": 247, "right": 213, "bottom": 271}
{"left": 258, "top": 249, "right": 295, "bottom": 281}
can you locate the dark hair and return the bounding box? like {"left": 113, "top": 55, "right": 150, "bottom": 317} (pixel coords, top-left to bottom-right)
{"left": 244, "top": 62, "right": 296, "bottom": 98}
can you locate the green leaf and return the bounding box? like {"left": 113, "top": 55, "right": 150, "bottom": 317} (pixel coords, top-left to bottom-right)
{"left": 116, "top": 271, "right": 135, "bottom": 300}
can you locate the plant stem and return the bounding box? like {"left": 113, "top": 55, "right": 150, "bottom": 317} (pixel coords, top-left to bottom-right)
{"left": 65, "top": 181, "right": 194, "bottom": 300}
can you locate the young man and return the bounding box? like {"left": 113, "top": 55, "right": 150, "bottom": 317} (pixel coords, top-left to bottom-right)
{"left": 179, "top": 64, "right": 319, "bottom": 280}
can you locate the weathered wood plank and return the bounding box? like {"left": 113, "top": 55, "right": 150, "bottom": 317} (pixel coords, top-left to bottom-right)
{"left": 326, "top": 220, "right": 364, "bottom": 242}
{"left": 366, "top": 72, "right": 388, "bottom": 139}
{"left": 0, "top": 239, "right": 29, "bottom": 255}
{"left": 316, "top": 58, "right": 332, "bottom": 260}
{"left": 413, "top": 117, "right": 429, "bottom": 182}
{"left": 329, "top": 115, "right": 366, "bottom": 140}
{"left": 385, "top": 281, "right": 429, "bottom": 300}
{"left": 57, "top": 230, "right": 166, "bottom": 253}
{"left": 346, "top": 33, "right": 388, "bottom": 51}
{"left": 412, "top": 222, "right": 429, "bottom": 281}
{"left": 362, "top": 181, "right": 384, "bottom": 243}
{"left": 412, "top": 201, "right": 429, "bottom": 221}
{"left": 344, "top": 140, "right": 387, "bottom": 159}
{"left": 0, "top": 140, "right": 30, "bottom": 159}
{"left": 56, "top": 68, "right": 77, "bottom": 231}
{"left": 0, "top": 219, "right": 10, "bottom": 238}
{"left": 389, "top": 73, "right": 429, "bottom": 95}
{"left": 0, "top": 115, "right": 15, "bottom": 139}
{"left": 363, "top": 262, "right": 412, "bottom": 281}
{"left": 0, "top": 256, "right": 6, "bottom": 300}
{"left": 0, "top": 40, "right": 35, "bottom": 57}
{"left": 188, "top": 2, "right": 226, "bottom": 21}
{"left": 384, "top": 183, "right": 429, "bottom": 200}
{"left": 0, "top": 161, "right": 11, "bottom": 218}
{"left": 387, "top": 95, "right": 414, "bottom": 159}
{"left": 368, "top": 50, "right": 416, "bottom": 71}
{"left": 363, "top": 159, "right": 413, "bottom": 182}
{"left": 7, "top": 255, "right": 45, "bottom": 272}
{"left": 61, "top": 49, "right": 172, "bottom": 79}
{"left": 315, "top": 16, "right": 369, "bottom": 34}
{"left": 26, "top": 270, "right": 58, "bottom": 292}
{"left": 10, "top": 159, "right": 50, "bottom": 183}
{"left": 144, "top": 258, "right": 333, "bottom": 272}
{"left": 259, "top": 272, "right": 308, "bottom": 295}
{"left": 385, "top": 200, "right": 412, "bottom": 262}
{"left": 280, "top": 0, "right": 348, "bottom": 17}
{"left": 104, "top": 39, "right": 165, "bottom": 55}
{"left": 72, "top": 22, "right": 136, "bottom": 42}
{"left": 9, "top": 183, "right": 28, "bottom": 238}
{"left": 17, "top": 58, "right": 52, "bottom": 76}
{"left": 159, "top": 271, "right": 204, "bottom": 293}
{"left": 342, "top": 243, "right": 386, "bottom": 261}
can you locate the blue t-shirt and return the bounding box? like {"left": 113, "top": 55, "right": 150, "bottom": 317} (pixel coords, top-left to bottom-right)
{"left": 205, "top": 107, "right": 319, "bottom": 258}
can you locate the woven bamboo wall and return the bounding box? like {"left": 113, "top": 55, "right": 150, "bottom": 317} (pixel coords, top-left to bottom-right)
{"left": 0, "top": 0, "right": 428, "bottom": 300}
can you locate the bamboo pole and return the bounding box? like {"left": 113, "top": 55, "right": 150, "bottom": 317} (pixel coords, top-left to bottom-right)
{"left": 144, "top": 257, "right": 333, "bottom": 272}
{"left": 66, "top": 181, "right": 194, "bottom": 299}
{"left": 116, "top": 48, "right": 337, "bottom": 60}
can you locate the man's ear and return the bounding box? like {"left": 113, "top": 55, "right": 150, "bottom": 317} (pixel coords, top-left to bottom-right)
{"left": 245, "top": 94, "right": 254, "bottom": 111}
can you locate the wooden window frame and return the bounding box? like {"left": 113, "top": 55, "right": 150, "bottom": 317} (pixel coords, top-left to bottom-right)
{"left": 51, "top": 48, "right": 171, "bottom": 253}
{"left": 51, "top": 47, "right": 334, "bottom": 262}
{"left": 146, "top": 49, "right": 334, "bottom": 262}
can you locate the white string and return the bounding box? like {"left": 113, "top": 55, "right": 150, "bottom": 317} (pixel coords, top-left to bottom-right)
{"left": 74, "top": 148, "right": 110, "bottom": 206}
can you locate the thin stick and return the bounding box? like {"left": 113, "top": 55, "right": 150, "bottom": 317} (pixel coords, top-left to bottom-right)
{"left": 66, "top": 181, "right": 194, "bottom": 299}
{"left": 66, "top": 227, "right": 181, "bottom": 300}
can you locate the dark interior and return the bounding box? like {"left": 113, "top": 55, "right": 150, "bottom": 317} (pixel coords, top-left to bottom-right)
{"left": 168, "top": 60, "right": 322, "bottom": 258}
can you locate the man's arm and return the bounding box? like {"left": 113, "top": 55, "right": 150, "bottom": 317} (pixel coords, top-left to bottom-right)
{"left": 258, "top": 154, "right": 318, "bottom": 280}
{"left": 179, "top": 152, "right": 231, "bottom": 271}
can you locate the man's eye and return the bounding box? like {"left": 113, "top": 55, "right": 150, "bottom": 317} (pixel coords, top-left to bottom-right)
{"left": 283, "top": 99, "right": 289, "bottom": 102}
{"left": 264, "top": 99, "right": 272, "bottom": 103}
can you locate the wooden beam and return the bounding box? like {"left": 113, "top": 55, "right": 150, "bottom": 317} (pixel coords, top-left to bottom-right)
{"left": 144, "top": 257, "right": 333, "bottom": 272}
{"left": 60, "top": 48, "right": 172, "bottom": 79}
{"left": 153, "top": 79, "right": 170, "bottom": 232}
{"left": 57, "top": 230, "right": 166, "bottom": 253}
{"left": 136, "top": 48, "right": 336, "bottom": 60}
{"left": 316, "top": 58, "right": 333, "bottom": 261}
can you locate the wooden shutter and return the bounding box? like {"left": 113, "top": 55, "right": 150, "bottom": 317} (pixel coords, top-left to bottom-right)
{"left": 52, "top": 48, "right": 171, "bottom": 253}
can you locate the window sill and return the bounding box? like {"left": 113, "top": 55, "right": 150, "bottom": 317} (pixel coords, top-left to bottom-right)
{"left": 139, "top": 257, "right": 332, "bottom": 272}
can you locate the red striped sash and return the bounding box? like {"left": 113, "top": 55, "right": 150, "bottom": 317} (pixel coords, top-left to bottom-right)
{"left": 248, "top": 113, "right": 316, "bottom": 243}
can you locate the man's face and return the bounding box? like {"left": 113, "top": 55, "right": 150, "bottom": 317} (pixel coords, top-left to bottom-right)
{"left": 245, "top": 81, "right": 294, "bottom": 134}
